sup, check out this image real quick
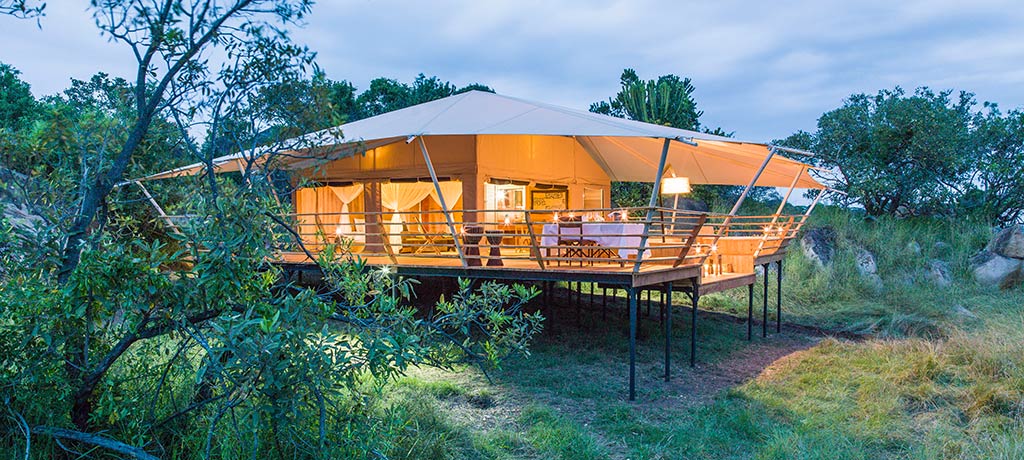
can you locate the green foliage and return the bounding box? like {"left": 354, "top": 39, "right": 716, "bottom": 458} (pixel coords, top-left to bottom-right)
{"left": 0, "top": 3, "right": 533, "bottom": 458}
{"left": 356, "top": 73, "right": 494, "bottom": 119}
{"left": 962, "top": 104, "right": 1024, "bottom": 225}
{"left": 590, "top": 68, "right": 702, "bottom": 130}
{"left": 596, "top": 68, "right": 776, "bottom": 211}
{"left": 0, "top": 61, "right": 37, "bottom": 132}
{"left": 781, "top": 86, "right": 1024, "bottom": 223}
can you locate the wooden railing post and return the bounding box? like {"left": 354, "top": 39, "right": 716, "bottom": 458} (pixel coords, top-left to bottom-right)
{"left": 673, "top": 214, "right": 707, "bottom": 268}
{"left": 523, "top": 211, "right": 545, "bottom": 270}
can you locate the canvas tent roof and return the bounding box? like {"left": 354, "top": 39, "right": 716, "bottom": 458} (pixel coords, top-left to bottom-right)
{"left": 139, "top": 90, "right": 825, "bottom": 189}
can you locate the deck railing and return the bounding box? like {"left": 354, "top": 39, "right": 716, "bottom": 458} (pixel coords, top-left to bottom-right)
{"left": 165, "top": 207, "right": 807, "bottom": 274}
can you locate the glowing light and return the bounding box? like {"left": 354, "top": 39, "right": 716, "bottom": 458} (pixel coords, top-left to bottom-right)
{"left": 661, "top": 177, "right": 691, "bottom": 195}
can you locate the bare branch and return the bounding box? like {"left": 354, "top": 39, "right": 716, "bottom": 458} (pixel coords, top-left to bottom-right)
{"left": 31, "top": 426, "right": 158, "bottom": 460}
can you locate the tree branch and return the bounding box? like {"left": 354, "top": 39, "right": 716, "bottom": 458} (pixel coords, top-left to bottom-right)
{"left": 31, "top": 426, "right": 158, "bottom": 460}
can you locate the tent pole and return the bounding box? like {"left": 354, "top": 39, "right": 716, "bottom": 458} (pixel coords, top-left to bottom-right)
{"left": 803, "top": 188, "right": 829, "bottom": 218}
{"left": 754, "top": 166, "right": 805, "bottom": 258}
{"left": 633, "top": 138, "right": 672, "bottom": 274}
{"left": 792, "top": 189, "right": 830, "bottom": 235}
{"left": 773, "top": 166, "right": 805, "bottom": 222}
{"left": 707, "top": 147, "right": 777, "bottom": 258}
{"left": 417, "top": 137, "right": 468, "bottom": 268}
{"left": 134, "top": 181, "right": 182, "bottom": 235}
{"left": 729, "top": 147, "right": 776, "bottom": 216}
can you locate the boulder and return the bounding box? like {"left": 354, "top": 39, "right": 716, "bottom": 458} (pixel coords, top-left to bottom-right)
{"left": 987, "top": 226, "right": 1024, "bottom": 260}
{"left": 800, "top": 227, "right": 836, "bottom": 267}
{"left": 970, "top": 250, "right": 1023, "bottom": 289}
{"left": 854, "top": 246, "right": 877, "bottom": 276}
{"left": 925, "top": 259, "right": 952, "bottom": 287}
{"left": 906, "top": 241, "right": 922, "bottom": 255}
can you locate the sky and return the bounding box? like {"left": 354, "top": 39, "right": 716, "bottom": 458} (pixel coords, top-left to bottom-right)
{"left": 3, "top": 0, "right": 1024, "bottom": 142}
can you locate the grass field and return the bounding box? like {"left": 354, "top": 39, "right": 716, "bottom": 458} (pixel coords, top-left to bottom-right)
{"left": 374, "top": 208, "right": 1024, "bottom": 459}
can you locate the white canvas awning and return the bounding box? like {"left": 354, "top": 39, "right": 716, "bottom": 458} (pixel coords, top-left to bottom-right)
{"left": 139, "top": 90, "right": 825, "bottom": 189}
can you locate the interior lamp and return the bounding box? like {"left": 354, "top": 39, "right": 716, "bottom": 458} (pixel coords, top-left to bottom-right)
{"left": 661, "top": 176, "right": 691, "bottom": 195}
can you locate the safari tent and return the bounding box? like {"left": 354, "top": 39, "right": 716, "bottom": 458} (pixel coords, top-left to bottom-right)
{"left": 137, "top": 90, "right": 833, "bottom": 400}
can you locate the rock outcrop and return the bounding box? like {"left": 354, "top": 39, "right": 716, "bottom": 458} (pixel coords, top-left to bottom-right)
{"left": 971, "top": 250, "right": 1023, "bottom": 289}
{"left": 800, "top": 227, "right": 835, "bottom": 267}
{"left": 926, "top": 259, "right": 952, "bottom": 287}
{"left": 987, "top": 226, "right": 1024, "bottom": 260}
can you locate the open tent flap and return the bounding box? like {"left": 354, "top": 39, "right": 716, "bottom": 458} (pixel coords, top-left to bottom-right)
{"left": 578, "top": 136, "right": 823, "bottom": 188}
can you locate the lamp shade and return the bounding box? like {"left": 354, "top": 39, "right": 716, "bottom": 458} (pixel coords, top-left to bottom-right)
{"left": 661, "top": 176, "right": 691, "bottom": 195}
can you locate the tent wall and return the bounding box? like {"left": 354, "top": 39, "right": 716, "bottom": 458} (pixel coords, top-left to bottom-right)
{"left": 293, "top": 134, "right": 612, "bottom": 216}
{"left": 298, "top": 135, "right": 477, "bottom": 181}
{"left": 476, "top": 135, "right": 612, "bottom": 210}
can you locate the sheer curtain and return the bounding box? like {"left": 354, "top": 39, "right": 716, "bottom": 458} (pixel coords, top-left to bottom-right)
{"left": 380, "top": 182, "right": 435, "bottom": 247}
{"left": 328, "top": 184, "right": 364, "bottom": 238}
{"left": 428, "top": 181, "right": 463, "bottom": 209}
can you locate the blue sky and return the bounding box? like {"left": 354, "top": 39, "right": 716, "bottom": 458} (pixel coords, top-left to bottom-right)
{"left": 3, "top": 0, "right": 1024, "bottom": 142}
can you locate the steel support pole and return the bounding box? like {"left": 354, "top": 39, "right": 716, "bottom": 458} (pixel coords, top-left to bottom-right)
{"left": 665, "top": 282, "right": 673, "bottom": 382}
{"left": 417, "top": 137, "right": 467, "bottom": 267}
{"left": 777, "top": 259, "right": 783, "bottom": 333}
{"left": 747, "top": 283, "right": 753, "bottom": 341}
{"left": 633, "top": 138, "right": 672, "bottom": 273}
{"left": 690, "top": 284, "right": 700, "bottom": 367}
{"left": 709, "top": 147, "right": 778, "bottom": 259}
{"left": 134, "top": 181, "right": 182, "bottom": 235}
{"left": 762, "top": 264, "right": 769, "bottom": 338}
{"left": 628, "top": 287, "right": 638, "bottom": 401}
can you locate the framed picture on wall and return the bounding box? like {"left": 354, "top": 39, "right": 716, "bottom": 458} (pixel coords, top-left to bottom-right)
{"left": 530, "top": 189, "right": 568, "bottom": 211}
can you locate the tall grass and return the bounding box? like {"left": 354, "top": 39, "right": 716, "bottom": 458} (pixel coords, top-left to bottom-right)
{"left": 703, "top": 205, "right": 1004, "bottom": 338}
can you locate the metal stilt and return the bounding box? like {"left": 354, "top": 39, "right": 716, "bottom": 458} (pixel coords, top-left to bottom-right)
{"left": 628, "top": 286, "right": 638, "bottom": 401}
{"left": 665, "top": 283, "right": 673, "bottom": 381}
{"left": 747, "top": 283, "right": 753, "bottom": 341}
{"left": 777, "top": 260, "right": 783, "bottom": 333}
{"left": 762, "top": 264, "right": 769, "bottom": 338}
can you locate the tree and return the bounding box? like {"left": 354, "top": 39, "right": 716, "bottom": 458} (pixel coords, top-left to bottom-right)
{"left": 963, "top": 104, "right": 1024, "bottom": 224}
{"left": 356, "top": 73, "right": 494, "bottom": 118}
{"left": 0, "top": 0, "right": 44, "bottom": 19}
{"left": 592, "top": 68, "right": 775, "bottom": 211}
{"left": 0, "top": 4, "right": 541, "bottom": 458}
{"left": 0, "top": 62, "right": 37, "bottom": 132}
{"left": 783, "top": 87, "right": 974, "bottom": 217}
{"left": 590, "top": 68, "right": 703, "bottom": 130}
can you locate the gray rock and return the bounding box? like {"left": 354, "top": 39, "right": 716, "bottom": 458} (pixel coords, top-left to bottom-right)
{"left": 800, "top": 227, "right": 836, "bottom": 267}
{"left": 854, "top": 246, "right": 877, "bottom": 276}
{"left": 970, "top": 250, "right": 1023, "bottom": 289}
{"left": 932, "top": 241, "right": 952, "bottom": 257}
{"left": 926, "top": 259, "right": 952, "bottom": 287}
{"left": 987, "top": 226, "right": 1024, "bottom": 260}
{"left": 907, "top": 241, "right": 922, "bottom": 255}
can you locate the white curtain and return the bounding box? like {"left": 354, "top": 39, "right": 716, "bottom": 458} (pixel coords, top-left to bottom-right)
{"left": 328, "top": 184, "right": 364, "bottom": 236}
{"left": 380, "top": 182, "right": 435, "bottom": 247}
{"left": 428, "top": 181, "right": 463, "bottom": 209}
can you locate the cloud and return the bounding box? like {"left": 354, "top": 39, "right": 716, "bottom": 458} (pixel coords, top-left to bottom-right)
{"left": 3, "top": 0, "right": 1024, "bottom": 141}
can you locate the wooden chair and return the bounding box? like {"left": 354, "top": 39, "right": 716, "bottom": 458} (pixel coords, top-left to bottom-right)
{"left": 556, "top": 220, "right": 600, "bottom": 266}
{"left": 411, "top": 215, "right": 443, "bottom": 255}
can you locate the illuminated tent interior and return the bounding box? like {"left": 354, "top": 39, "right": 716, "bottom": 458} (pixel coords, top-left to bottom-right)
{"left": 139, "top": 91, "right": 826, "bottom": 249}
